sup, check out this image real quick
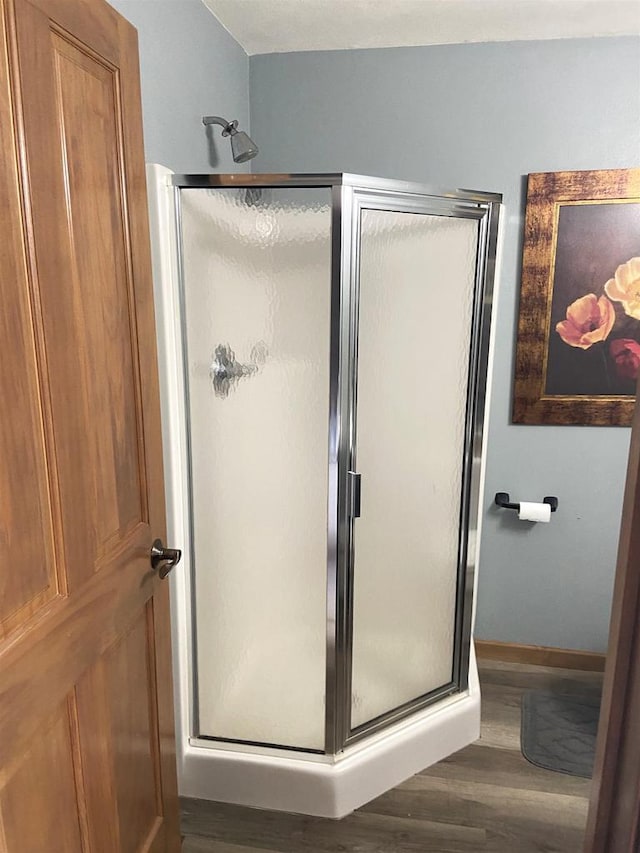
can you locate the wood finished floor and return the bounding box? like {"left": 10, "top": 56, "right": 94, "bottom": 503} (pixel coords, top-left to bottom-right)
{"left": 181, "top": 660, "right": 603, "bottom": 853}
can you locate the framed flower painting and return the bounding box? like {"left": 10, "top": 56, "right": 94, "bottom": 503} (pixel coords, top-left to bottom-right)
{"left": 513, "top": 168, "right": 640, "bottom": 426}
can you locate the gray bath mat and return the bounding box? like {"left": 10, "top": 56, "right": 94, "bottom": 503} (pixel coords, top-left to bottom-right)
{"left": 521, "top": 690, "right": 601, "bottom": 778}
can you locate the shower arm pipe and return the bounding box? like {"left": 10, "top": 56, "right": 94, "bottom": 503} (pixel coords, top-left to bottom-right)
{"left": 202, "top": 115, "right": 238, "bottom": 137}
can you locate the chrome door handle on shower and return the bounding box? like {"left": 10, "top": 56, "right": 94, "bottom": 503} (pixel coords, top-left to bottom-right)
{"left": 348, "top": 471, "right": 362, "bottom": 518}
{"left": 210, "top": 341, "right": 268, "bottom": 398}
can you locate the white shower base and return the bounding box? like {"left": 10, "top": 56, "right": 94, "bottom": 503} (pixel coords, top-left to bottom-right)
{"left": 147, "top": 164, "right": 490, "bottom": 819}
{"left": 183, "top": 644, "right": 479, "bottom": 818}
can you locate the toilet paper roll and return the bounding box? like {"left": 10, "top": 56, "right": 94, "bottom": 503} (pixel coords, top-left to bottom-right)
{"left": 518, "top": 501, "right": 551, "bottom": 523}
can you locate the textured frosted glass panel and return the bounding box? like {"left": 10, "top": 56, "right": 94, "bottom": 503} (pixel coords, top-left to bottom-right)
{"left": 351, "top": 209, "right": 479, "bottom": 729}
{"left": 180, "top": 188, "right": 331, "bottom": 750}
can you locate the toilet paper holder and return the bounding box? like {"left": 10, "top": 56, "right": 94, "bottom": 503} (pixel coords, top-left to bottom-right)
{"left": 495, "top": 492, "right": 558, "bottom": 513}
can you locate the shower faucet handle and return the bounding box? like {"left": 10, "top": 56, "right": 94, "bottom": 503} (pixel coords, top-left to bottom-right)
{"left": 210, "top": 341, "right": 268, "bottom": 398}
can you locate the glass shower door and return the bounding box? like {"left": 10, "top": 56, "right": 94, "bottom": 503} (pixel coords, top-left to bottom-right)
{"left": 179, "top": 187, "right": 333, "bottom": 751}
{"left": 348, "top": 199, "right": 485, "bottom": 736}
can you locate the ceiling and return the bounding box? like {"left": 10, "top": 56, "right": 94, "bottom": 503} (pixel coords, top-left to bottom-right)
{"left": 202, "top": 0, "right": 640, "bottom": 56}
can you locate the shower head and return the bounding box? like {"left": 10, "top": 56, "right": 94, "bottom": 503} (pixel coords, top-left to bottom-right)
{"left": 229, "top": 130, "right": 259, "bottom": 164}
{"left": 202, "top": 115, "right": 259, "bottom": 163}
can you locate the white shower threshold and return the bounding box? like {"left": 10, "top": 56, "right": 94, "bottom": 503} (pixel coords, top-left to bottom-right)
{"left": 178, "top": 645, "right": 480, "bottom": 819}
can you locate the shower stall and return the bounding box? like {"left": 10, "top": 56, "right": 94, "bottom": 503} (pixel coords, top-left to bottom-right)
{"left": 147, "top": 165, "right": 501, "bottom": 817}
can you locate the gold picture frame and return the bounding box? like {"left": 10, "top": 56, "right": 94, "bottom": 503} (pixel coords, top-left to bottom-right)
{"left": 513, "top": 168, "right": 640, "bottom": 426}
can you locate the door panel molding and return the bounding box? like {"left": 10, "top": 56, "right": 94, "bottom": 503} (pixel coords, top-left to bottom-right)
{"left": 0, "top": 0, "right": 66, "bottom": 641}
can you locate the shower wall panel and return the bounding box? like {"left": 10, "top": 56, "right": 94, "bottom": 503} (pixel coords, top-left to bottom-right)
{"left": 351, "top": 209, "right": 479, "bottom": 729}
{"left": 179, "top": 188, "right": 332, "bottom": 750}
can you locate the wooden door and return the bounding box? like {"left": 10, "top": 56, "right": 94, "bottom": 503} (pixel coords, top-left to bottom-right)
{"left": 584, "top": 385, "right": 640, "bottom": 849}
{"left": 0, "top": 0, "right": 181, "bottom": 850}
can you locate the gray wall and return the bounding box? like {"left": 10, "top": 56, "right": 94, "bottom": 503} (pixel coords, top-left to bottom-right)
{"left": 109, "top": 0, "right": 250, "bottom": 172}
{"left": 251, "top": 38, "right": 640, "bottom": 652}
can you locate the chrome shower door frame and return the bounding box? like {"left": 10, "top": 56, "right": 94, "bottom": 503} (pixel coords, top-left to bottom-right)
{"left": 334, "top": 180, "right": 501, "bottom": 748}
{"left": 173, "top": 174, "right": 344, "bottom": 756}
{"left": 171, "top": 173, "right": 501, "bottom": 756}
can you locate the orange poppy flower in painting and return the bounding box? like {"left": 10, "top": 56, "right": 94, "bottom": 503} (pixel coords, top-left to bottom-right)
{"left": 556, "top": 293, "right": 615, "bottom": 349}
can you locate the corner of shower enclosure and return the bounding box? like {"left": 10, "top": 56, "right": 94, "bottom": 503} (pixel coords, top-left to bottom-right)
{"left": 166, "top": 171, "right": 501, "bottom": 760}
